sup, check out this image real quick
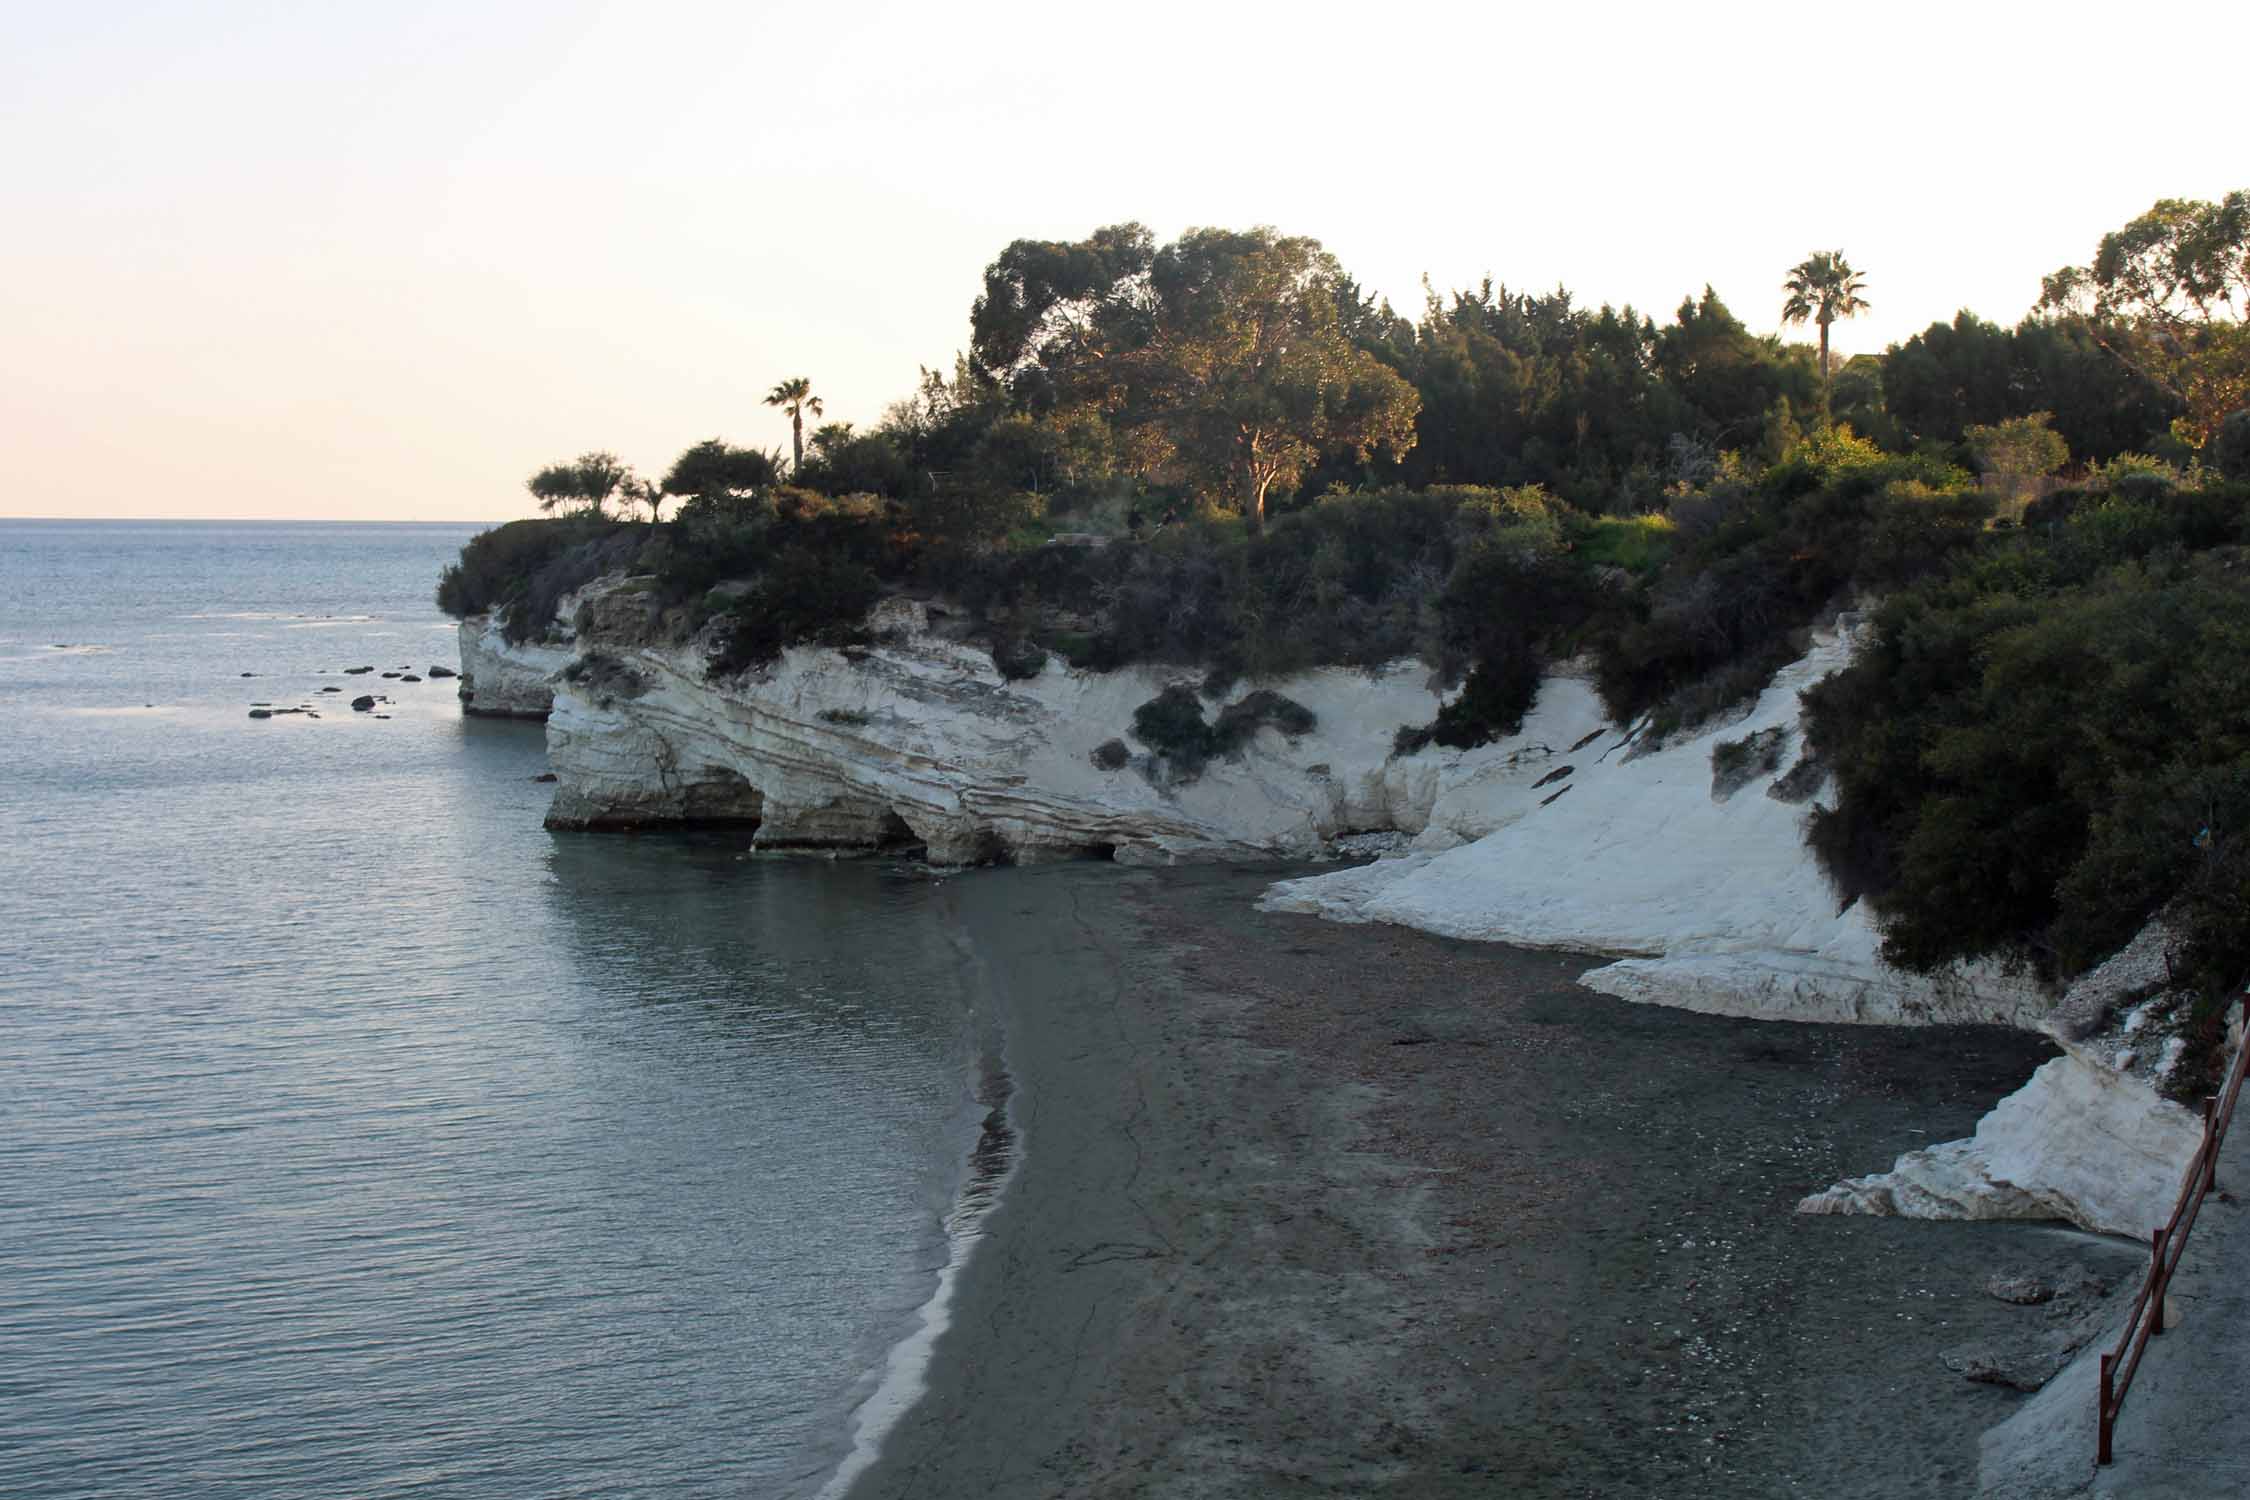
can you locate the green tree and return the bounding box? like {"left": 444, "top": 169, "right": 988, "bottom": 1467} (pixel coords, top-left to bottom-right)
{"left": 2040, "top": 192, "right": 2250, "bottom": 447}
{"left": 971, "top": 225, "right": 1419, "bottom": 527}
{"left": 1781, "top": 250, "right": 1871, "bottom": 426}
{"left": 1880, "top": 311, "right": 2177, "bottom": 461}
{"left": 1656, "top": 288, "right": 1817, "bottom": 447}
{"left": 661, "top": 439, "right": 779, "bottom": 507}
{"left": 765, "top": 377, "right": 824, "bottom": 474}
{"left": 1963, "top": 412, "right": 2068, "bottom": 518}
{"left": 526, "top": 451, "right": 629, "bottom": 516}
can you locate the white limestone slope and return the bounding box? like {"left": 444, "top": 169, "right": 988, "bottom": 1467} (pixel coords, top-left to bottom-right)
{"left": 1260, "top": 621, "right": 2047, "bottom": 1029}
{"left": 524, "top": 595, "right": 1448, "bottom": 862}
{"left": 1799, "top": 926, "right": 2204, "bottom": 1239}
{"left": 1797, "top": 1048, "right": 2199, "bottom": 1239}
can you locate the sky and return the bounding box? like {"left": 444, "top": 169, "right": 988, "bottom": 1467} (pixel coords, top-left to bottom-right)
{"left": 3, "top": 0, "right": 2242, "bottom": 522}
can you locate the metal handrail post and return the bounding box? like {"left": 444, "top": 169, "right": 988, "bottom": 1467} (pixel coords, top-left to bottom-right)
{"left": 2150, "top": 1227, "right": 2168, "bottom": 1336}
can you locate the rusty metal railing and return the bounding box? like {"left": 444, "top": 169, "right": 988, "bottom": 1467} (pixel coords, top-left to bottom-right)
{"left": 2097, "top": 991, "right": 2250, "bottom": 1465}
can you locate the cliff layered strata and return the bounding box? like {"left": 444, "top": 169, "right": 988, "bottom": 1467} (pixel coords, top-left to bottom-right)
{"left": 456, "top": 618, "right": 571, "bottom": 718}
{"left": 470, "top": 594, "right": 1446, "bottom": 862}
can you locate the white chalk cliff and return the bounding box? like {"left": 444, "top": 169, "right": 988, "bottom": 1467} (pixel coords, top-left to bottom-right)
{"left": 457, "top": 619, "right": 572, "bottom": 718}
{"left": 461, "top": 590, "right": 1445, "bottom": 862}
{"left": 460, "top": 584, "right": 2200, "bottom": 1235}
{"left": 1259, "top": 622, "right": 2048, "bottom": 1029}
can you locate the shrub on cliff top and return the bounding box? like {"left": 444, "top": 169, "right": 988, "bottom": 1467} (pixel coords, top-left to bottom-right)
{"left": 705, "top": 545, "right": 883, "bottom": 676}
{"left": 436, "top": 516, "right": 636, "bottom": 635}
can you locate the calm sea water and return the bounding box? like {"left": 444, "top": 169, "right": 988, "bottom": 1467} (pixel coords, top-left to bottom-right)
{"left": 0, "top": 521, "right": 990, "bottom": 1498}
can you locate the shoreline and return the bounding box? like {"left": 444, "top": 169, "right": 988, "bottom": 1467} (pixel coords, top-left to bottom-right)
{"left": 841, "top": 861, "right": 2129, "bottom": 1498}
{"left": 815, "top": 935, "right": 1022, "bottom": 1500}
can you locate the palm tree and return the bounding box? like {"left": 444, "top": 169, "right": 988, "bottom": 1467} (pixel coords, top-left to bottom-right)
{"left": 764, "top": 378, "right": 822, "bottom": 474}
{"left": 1781, "top": 251, "right": 1870, "bottom": 427}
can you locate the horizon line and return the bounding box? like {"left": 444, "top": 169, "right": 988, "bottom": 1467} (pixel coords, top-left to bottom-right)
{"left": 0, "top": 515, "right": 516, "bottom": 525}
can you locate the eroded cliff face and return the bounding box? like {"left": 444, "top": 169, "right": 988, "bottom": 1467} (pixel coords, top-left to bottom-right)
{"left": 456, "top": 618, "right": 572, "bottom": 719}
{"left": 477, "top": 593, "right": 1447, "bottom": 862}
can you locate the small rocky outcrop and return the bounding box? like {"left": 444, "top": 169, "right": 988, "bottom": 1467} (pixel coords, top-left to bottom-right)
{"left": 456, "top": 613, "right": 572, "bottom": 718}
{"left": 1938, "top": 1265, "right": 2116, "bottom": 1392}
{"left": 1796, "top": 924, "right": 2204, "bottom": 1235}
{"left": 351, "top": 695, "right": 377, "bottom": 711}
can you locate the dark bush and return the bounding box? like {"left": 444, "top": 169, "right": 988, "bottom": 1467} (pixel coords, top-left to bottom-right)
{"left": 512, "top": 528, "right": 648, "bottom": 644}
{"left": 1128, "top": 685, "right": 1317, "bottom": 778}
{"left": 1130, "top": 685, "right": 1218, "bottom": 775}
{"left": 1090, "top": 737, "right": 1130, "bottom": 771}
{"left": 1211, "top": 690, "right": 1317, "bottom": 752}
{"left": 2213, "top": 409, "right": 2250, "bottom": 481}
{"left": 1413, "top": 648, "right": 1542, "bottom": 750}
{"left": 991, "top": 636, "right": 1049, "bottom": 680}
{"left": 436, "top": 516, "right": 636, "bottom": 635}
{"left": 706, "top": 545, "right": 883, "bottom": 677}
{"left": 1710, "top": 726, "right": 1789, "bottom": 798}
{"left": 1803, "top": 491, "right": 2250, "bottom": 989}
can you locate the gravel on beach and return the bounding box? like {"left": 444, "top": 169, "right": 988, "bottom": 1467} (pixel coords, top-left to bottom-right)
{"left": 846, "top": 863, "right": 2132, "bottom": 1499}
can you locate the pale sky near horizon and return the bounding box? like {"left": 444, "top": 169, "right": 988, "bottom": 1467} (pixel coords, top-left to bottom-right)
{"left": 3, "top": 0, "right": 2241, "bottom": 522}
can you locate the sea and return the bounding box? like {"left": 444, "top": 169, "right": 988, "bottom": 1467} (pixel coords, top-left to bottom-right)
{"left": 0, "top": 520, "right": 995, "bottom": 1499}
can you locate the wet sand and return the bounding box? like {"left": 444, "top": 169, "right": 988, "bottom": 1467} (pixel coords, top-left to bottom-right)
{"left": 848, "top": 862, "right": 2126, "bottom": 1499}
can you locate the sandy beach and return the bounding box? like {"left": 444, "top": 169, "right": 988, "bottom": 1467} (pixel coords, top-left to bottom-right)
{"left": 847, "top": 862, "right": 2131, "bottom": 1499}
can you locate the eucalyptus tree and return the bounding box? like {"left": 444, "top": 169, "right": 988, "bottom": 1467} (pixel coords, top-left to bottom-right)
{"left": 2040, "top": 191, "right": 2249, "bottom": 447}
{"left": 764, "top": 378, "right": 823, "bottom": 474}
{"left": 1781, "top": 251, "right": 1871, "bottom": 426}
{"left": 970, "top": 223, "right": 1419, "bottom": 527}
